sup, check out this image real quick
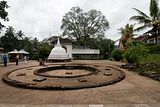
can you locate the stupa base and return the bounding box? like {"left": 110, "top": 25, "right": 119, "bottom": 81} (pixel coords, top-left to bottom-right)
{"left": 47, "top": 58, "right": 71, "bottom": 62}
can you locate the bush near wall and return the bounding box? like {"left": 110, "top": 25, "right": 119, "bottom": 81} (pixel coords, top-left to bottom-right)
{"left": 111, "top": 49, "right": 123, "bottom": 61}
{"left": 124, "top": 44, "right": 148, "bottom": 64}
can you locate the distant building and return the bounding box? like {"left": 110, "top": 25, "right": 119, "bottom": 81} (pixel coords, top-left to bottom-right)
{"left": 72, "top": 48, "right": 100, "bottom": 59}
{"left": 135, "top": 28, "right": 160, "bottom": 44}
{"left": 135, "top": 34, "right": 160, "bottom": 44}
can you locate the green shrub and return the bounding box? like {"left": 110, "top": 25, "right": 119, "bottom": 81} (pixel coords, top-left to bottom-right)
{"left": 124, "top": 44, "right": 148, "bottom": 64}
{"left": 146, "top": 45, "right": 160, "bottom": 54}
{"left": 140, "top": 54, "right": 160, "bottom": 63}
{"left": 111, "top": 49, "right": 123, "bottom": 61}
{"left": 38, "top": 42, "right": 53, "bottom": 59}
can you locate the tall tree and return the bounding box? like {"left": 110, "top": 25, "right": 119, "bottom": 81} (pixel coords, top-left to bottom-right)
{"left": 61, "top": 6, "right": 109, "bottom": 47}
{"left": 16, "top": 30, "right": 24, "bottom": 40}
{"left": 23, "top": 37, "right": 32, "bottom": 52}
{"left": 0, "top": 0, "right": 9, "bottom": 31}
{"left": 130, "top": 0, "right": 160, "bottom": 44}
{"left": 31, "top": 37, "right": 39, "bottom": 51}
{"left": 97, "top": 38, "right": 114, "bottom": 57}
{"left": 16, "top": 30, "right": 25, "bottom": 49}
{"left": 118, "top": 24, "right": 135, "bottom": 49}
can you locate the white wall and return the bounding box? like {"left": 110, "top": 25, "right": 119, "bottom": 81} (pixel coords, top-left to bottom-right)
{"left": 72, "top": 49, "right": 100, "bottom": 54}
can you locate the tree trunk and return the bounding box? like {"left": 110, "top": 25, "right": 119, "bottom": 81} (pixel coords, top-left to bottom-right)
{"left": 154, "top": 29, "right": 158, "bottom": 44}
{"left": 155, "top": 35, "right": 158, "bottom": 44}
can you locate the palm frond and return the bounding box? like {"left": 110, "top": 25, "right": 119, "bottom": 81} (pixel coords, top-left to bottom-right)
{"left": 133, "top": 25, "right": 149, "bottom": 32}
{"left": 132, "top": 8, "right": 150, "bottom": 19}
{"left": 130, "top": 16, "right": 151, "bottom": 24}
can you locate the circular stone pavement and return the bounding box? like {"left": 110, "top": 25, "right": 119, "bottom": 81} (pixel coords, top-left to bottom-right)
{"left": 2, "top": 63, "right": 125, "bottom": 90}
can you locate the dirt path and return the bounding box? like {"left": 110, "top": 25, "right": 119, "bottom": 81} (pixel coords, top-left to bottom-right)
{"left": 0, "top": 60, "right": 159, "bottom": 105}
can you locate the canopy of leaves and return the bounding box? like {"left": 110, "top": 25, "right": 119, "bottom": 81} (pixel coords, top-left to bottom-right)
{"left": 0, "top": 0, "right": 9, "bottom": 31}
{"left": 0, "top": 27, "right": 40, "bottom": 54}
{"left": 118, "top": 24, "right": 135, "bottom": 49}
{"left": 118, "top": 24, "right": 135, "bottom": 37}
{"left": 0, "top": 26, "right": 18, "bottom": 52}
{"left": 61, "top": 6, "right": 109, "bottom": 47}
{"left": 97, "top": 38, "right": 114, "bottom": 56}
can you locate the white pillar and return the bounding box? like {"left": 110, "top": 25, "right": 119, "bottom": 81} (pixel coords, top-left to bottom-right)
{"left": 65, "top": 44, "right": 72, "bottom": 58}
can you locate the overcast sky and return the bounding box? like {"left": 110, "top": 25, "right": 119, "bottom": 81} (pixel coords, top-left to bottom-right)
{"left": 3, "top": 0, "right": 151, "bottom": 41}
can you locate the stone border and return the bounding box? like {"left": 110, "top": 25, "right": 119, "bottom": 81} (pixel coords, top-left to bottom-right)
{"left": 34, "top": 65, "right": 99, "bottom": 78}
{"left": 2, "top": 64, "right": 125, "bottom": 90}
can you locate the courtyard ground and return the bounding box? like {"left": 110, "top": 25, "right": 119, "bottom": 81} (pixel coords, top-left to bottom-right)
{"left": 0, "top": 60, "right": 159, "bottom": 107}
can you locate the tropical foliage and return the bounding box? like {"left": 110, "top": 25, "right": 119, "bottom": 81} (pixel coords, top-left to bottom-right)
{"left": 0, "top": 26, "right": 18, "bottom": 52}
{"left": 130, "top": 0, "right": 160, "bottom": 44}
{"left": 118, "top": 24, "right": 135, "bottom": 49}
{"left": 124, "top": 41, "right": 149, "bottom": 64}
{"left": 0, "top": 27, "right": 47, "bottom": 59}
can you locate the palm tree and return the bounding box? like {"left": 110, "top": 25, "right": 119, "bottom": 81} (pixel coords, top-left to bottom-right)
{"left": 16, "top": 30, "right": 25, "bottom": 49}
{"left": 130, "top": 0, "right": 160, "bottom": 44}
{"left": 5, "top": 26, "right": 16, "bottom": 50}
{"left": 118, "top": 24, "right": 135, "bottom": 49}
{"left": 16, "top": 30, "right": 24, "bottom": 40}
{"left": 1, "top": 26, "right": 17, "bottom": 51}
{"left": 32, "top": 37, "right": 39, "bottom": 51}
{"left": 6, "top": 26, "right": 15, "bottom": 35}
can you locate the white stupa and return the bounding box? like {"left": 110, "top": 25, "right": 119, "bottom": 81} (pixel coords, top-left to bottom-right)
{"left": 48, "top": 37, "right": 71, "bottom": 62}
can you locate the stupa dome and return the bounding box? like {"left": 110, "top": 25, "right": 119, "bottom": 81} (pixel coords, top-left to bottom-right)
{"left": 51, "top": 46, "right": 66, "bottom": 54}
{"left": 48, "top": 37, "right": 71, "bottom": 61}
{"left": 50, "top": 38, "right": 66, "bottom": 54}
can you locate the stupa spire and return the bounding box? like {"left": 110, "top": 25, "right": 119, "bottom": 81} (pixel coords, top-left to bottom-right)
{"left": 57, "top": 37, "right": 61, "bottom": 46}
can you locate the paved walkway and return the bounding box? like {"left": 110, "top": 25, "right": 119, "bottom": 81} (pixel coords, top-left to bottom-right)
{"left": 0, "top": 60, "right": 160, "bottom": 107}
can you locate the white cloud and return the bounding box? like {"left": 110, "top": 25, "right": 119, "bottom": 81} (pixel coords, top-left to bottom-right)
{"left": 4, "top": 0, "right": 150, "bottom": 41}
